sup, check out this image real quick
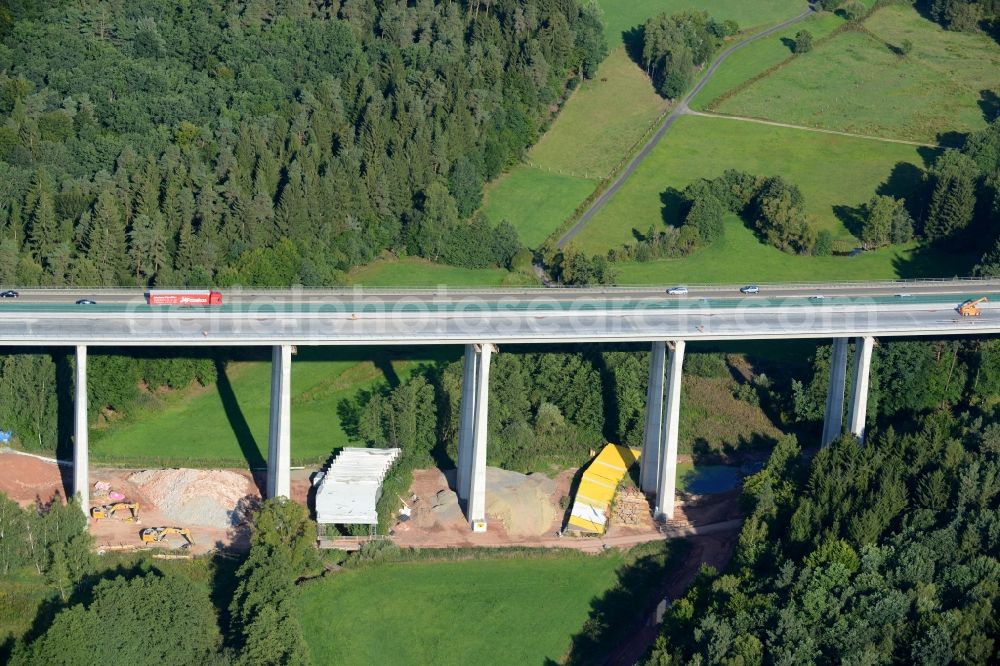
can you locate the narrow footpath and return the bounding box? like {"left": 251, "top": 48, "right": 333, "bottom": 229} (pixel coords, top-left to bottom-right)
{"left": 556, "top": 5, "right": 815, "bottom": 249}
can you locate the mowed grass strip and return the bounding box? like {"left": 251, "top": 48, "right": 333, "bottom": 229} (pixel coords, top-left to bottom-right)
{"left": 481, "top": 167, "right": 597, "bottom": 248}
{"left": 572, "top": 114, "right": 935, "bottom": 253}
{"left": 691, "top": 11, "right": 847, "bottom": 110}
{"left": 345, "top": 256, "right": 531, "bottom": 287}
{"left": 91, "top": 348, "right": 457, "bottom": 467}
{"left": 715, "top": 6, "right": 1000, "bottom": 142}
{"left": 297, "top": 555, "right": 624, "bottom": 666}
{"left": 610, "top": 217, "right": 976, "bottom": 284}
{"left": 528, "top": 48, "right": 669, "bottom": 178}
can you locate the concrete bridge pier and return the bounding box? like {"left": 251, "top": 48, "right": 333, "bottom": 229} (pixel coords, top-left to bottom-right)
{"left": 822, "top": 337, "right": 850, "bottom": 447}
{"left": 74, "top": 345, "right": 89, "bottom": 515}
{"left": 847, "top": 336, "right": 875, "bottom": 443}
{"left": 457, "top": 343, "right": 494, "bottom": 531}
{"left": 267, "top": 344, "right": 292, "bottom": 498}
{"left": 639, "top": 341, "right": 667, "bottom": 494}
{"left": 654, "top": 340, "right": 685, "bottom": 521}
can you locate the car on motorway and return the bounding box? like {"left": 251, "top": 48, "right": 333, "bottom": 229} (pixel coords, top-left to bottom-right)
{"left": 810, "top": 295, "right": 825, "bottom": 300}
{"left": 0, "top": 290, "right": 18, "bottom": 298}
{"left": 75, "top": 299, "right": 97, "bottom": 305}
{"left": 740, "top": 285, "right": 760, "bottom": 295}
{"left": 896, "top": 293, "right": 913, "bottom": 298}
{"left": 667, "top": 286, "right": 688, "bottom": 296}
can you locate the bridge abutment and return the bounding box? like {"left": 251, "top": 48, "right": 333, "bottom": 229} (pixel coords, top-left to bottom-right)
{"left": 74, "top": 345, "right": 88, "bottom": 515}
{"left": 267, "top": 344, "right": 292, "bottom": 498}
{"left": 457, "top": 343, "right": 493, "bottom": 531}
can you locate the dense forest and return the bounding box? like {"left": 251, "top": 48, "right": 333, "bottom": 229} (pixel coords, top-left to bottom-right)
{"left": 0, "top": 0, "right": 606, "bottom": 286}
{"left": 646, "top": 335, "right": 1000, "bottom": 664}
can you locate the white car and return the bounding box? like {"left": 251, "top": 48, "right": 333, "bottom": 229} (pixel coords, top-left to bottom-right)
{"left": 740, "top": 285, "right": 760, "bottom": 295}
{"left": 667, "top": 286, "right": 689, "bottom": 296}
{"left": 810, "top": 295, "right": 825, "bottom": 300}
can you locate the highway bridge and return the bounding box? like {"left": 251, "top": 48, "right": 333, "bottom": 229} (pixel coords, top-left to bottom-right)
{"left": 4, "top": 279, "right": 999, "bottom": 530}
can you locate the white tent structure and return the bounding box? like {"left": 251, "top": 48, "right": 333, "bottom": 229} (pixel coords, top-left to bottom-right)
{"left": 313, "top": 447, "right": 401, "bottom": 525}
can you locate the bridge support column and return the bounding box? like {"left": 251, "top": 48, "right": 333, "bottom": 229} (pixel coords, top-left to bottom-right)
{"left": 654, "top": 341, "right": 685, "bottom": 521}
{"left": 456, "top": 345, "right": 478, "bottom": 501}
{"left": 822, "top": 337, "right": 849, "bottom": 447}
{"left": 457, "top": 343, "right": 493, "bottom": 531}
{"left": 640, "top": 342, "right": 667, "bottom": 494}
{"left": 74, "top": 345, "right": 89, "bottom": 516}
{"left": 847, "top": 336, "right": 874, "bottom": 443}
{"left": 267, "top": 344, "right": 292, "bottom": 498}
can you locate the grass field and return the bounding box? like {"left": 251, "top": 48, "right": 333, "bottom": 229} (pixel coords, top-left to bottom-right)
{"left": 479, "top": 0, "right": 808, "bottom": 250}
{"left": 611, "top": 217, "right": 976, "bottom": 284}
{"left": 480, "top": 167, "right": 597, "bottom": 248}
{"left": 526, "top": 49, "right": 670, "bottom": 178}
{"left": 595, "top": 0, "right": 804, "bottom": 44}
{"left": 715, "top": 5, "right": 1000, "bottom": 142}
{"left": 297, "top": 554, "right": 624, "bottom": 665}
{"left": 345, "top": 256, "right": 535, "bottom": 288}
{"left": 572, "top": 114, "right": 936, "bottom": 253}
{"left": 690, "top": 11, "right": 847, "bottom": 110}
{"left": 91, "top": 348, "right": 459, "bottom": 467}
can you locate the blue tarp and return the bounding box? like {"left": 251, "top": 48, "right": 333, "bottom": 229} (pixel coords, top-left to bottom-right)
{"left": 0, "top": 431, "right": 12, "bottom": 443}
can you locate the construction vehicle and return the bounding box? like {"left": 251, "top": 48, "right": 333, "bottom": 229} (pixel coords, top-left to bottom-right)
{"left": 958, "top": 297, "right": 988, "bottom": 317}
{"left": 140, "top": 527, "right": 195, "bottom": 548}
{"left": 90, "top": 502, "right": 140, "bottom": 523}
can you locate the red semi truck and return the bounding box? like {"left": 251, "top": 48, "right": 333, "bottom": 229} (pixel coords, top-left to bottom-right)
{"left": 146, "top": 290, "right": 223, "bottom": 306}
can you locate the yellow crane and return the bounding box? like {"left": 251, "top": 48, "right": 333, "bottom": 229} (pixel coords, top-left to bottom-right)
{"left": 958, "top": 297, "right": 988, "bottom": 317}
{"left": 90, "top": 502, "right": 140, "bottom": 523}
{"left": 140, "top": 527, "right": 195, "bottom": 548}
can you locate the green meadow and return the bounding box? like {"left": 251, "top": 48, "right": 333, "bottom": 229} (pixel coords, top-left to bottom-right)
{"left": 715, "top": 5, "right": 1000, "bottom": 142}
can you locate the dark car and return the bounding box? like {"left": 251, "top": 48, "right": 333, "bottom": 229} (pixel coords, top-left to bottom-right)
{"left": 0, "top": 290, "right": 18, "bottom": 298}
{"left": 75, "top": 299, "right": 97, "bottom": 305}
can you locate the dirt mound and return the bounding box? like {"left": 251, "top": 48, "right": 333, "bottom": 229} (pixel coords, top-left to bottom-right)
{"left": 484, "top": 467, "right": 556, "bottom": 537}
{"left": 0, "top": 451, "right": 64, "bottom": 505}
{"left": 127, "top": 469, "right": 252, "bottom": 528}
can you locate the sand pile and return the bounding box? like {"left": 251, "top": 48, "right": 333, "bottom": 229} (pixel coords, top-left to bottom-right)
{"left": 484, "top": 467, "right": 556, "bottom": 537}
{"left": 128, "top": 469, "right": 252, "bottom": 528}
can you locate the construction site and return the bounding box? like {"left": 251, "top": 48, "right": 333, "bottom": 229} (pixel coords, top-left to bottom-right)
{"left": 0, "top": 437, "right": 745, "bottom": 559}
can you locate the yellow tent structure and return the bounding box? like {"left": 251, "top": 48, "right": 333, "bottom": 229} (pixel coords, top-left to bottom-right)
{"left": 567, "top": 444, "right": 641, "bottom": 534}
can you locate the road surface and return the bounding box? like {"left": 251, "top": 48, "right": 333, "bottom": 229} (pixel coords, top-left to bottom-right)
{"left": 0, "top": 281, "right": 996, "bottom": 346}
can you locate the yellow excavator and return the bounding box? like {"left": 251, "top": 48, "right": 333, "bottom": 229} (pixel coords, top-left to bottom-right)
{"left": 958, "top": 297, "right": 988, "bottom": 317}
{"left": 140, "top": 527, "right": 195, "bottom": 548}
{"left": 90, "top": 502, "right": 140, "bottom": 523}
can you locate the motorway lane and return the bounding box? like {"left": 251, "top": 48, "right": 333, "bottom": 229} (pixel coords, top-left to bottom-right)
{"left": 2, "top": 280, "right": 1000, "bottom": 308}
{"left": 0, "top": 295, "right": 997, "bottom": 345}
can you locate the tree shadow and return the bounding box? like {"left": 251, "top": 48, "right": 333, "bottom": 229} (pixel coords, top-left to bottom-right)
{"left": 891, "top": 245, "right": 979, "bottom": 278}
{"left": 563, "top": 540, "right": 691, "bottom": 665}
{"left": 832, "top": 203, "right": 866, "bottom": 238}
{"left": 935, "top": 130, "right": 968, "bottom": 148}
{"left": 876, "top": 161, "right": 928, "bottom": 220}
{"left": 979, "top": 89, "right": 1000, "bottom": 122}
{"left": 660, "top": 187, "right": 686, "bottom": 228}
{"left": 780, "top": 36, "right": 796, "bottom": 53}
{"left": 622, "top": 26, "right": 645, "bottom": 68}
{"left": 215, "top": 359, "right": 265, "bottom": 488}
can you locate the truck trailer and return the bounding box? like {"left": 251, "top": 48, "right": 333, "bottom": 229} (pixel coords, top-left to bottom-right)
{"left": 146, "top": 290, "right": 223, "bottom": 306}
